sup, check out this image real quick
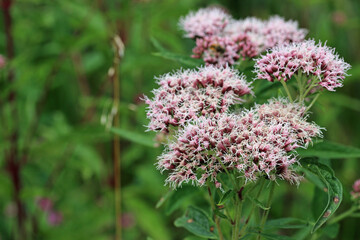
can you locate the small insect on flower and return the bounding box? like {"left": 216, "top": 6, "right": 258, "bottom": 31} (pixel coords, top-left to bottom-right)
{"left": 179, "top": 7, "right": 231, "bottom": 38}
{"left": 144, "top": 66, "right": 253, "bottom": 132}
{"left": 254, "top": 40, "right": 351, "bottom": 92}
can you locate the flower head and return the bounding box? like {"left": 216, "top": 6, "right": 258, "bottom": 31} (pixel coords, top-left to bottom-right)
{"left": 179, "top": 7, "right": 231, "bottom": 38}
{"left": 192, "top": 34, "right": 258, "bottom": 67}
{"left": 351, "top": 179, "right": 360, "bottom": 200}
{"left": 264, "top": 16, "right": 307, "bottom": 49}
{"left": 157, "top": 98, "right": 322, "bottom": 188}
{"left": 145, "top": 66, "right": 252, "bottom": 132}
{"left": 254, "top": 40, "right": 351, "bottom": 91}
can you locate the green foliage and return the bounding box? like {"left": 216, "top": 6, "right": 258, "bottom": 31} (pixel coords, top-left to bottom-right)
{"left": 301, "top": 158, "right": 343, "bottom": 233}
{"left": 174, "top": 206, "right": 217, "bottom": 239}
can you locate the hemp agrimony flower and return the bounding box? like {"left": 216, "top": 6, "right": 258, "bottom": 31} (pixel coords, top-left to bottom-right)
{"left": 179, "top": 7, "right": 231, "bottom": 39}
{"left": 157, "top": 98, "right": 322, "bottom": 188}
{"left": 254, "top": 40, "right": 351, "bottom": 91}
{"left": 144, "top": 66, "right": 252, "bottom": 132}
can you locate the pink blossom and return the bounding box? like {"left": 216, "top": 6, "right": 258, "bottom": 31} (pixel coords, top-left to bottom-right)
{"left": 36, "top": 197, "right": 53, "bottom": 212}
{"left": 192, "top": 34, "right": 258, "bottom": 67}
{"left": 145, "top": 66, "right": 252, "bottom": 132}
{"left": 263, "top": 16, "right": 307, "bottom": 49}
{"left": 179, "top": 7, "right": 231, "bottom": 38}
{"left": 157, "top": 98, "right": 322, "bottom": 188}
{"left": 351, "top": 179, "right": 360, "bottom": 200}
{"left": 0, "top": 55, "right": 5, "bottom": 68}
{"left": 48, "top": 211, "right": 63, "bottom": 226}
{"left": 254, "top": 40, "right": 351, "bottom": 91}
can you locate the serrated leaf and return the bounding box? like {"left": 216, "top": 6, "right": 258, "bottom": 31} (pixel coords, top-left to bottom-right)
{"left": 174, "top": 206, "right": 217, "bottom": 239}
{"left": 217, "top": 189, "right": 234, "bottom": 206}
{"left": 301, "top": 158, "right": 343, "bottom": 233}
{"left": 246, "top": 195, "right": 270, "bottom": 210}
{"left": 110, "top": 127, "right": 155, "bottom": 148}
{"left": 297, "top": 140, "right": 360, "bottom": 159}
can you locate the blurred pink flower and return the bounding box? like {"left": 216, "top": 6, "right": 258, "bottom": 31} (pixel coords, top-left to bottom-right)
{"left": 179, "top": 7, "right": 231, "bottom": 38}
{"left": 144, "top": 66, "right": 252, "bottom": 132}
{"left": 121, "top": 212, "right": 135, "bottom": 229}
{"left": 254, "top": 40, "right": 351, "bottom": 91}
{"left": 0, "top": 55, "right": 6, "bottom": 69}
{"left": 351, "top": 179, "right": 360, "bottom": 200}
{"left": 36, "top": 197, "right": 53, "bottom": 212}
{"left": 157, "top": 98, "right": 322, "bottom": 188}
{"left": 48, "top": 211, "right": 63, "bottom": 226}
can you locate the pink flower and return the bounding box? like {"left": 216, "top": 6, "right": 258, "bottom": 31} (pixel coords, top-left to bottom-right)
{"left": 263, "top": 16, "right": 307, "bottom": 49}
{"left": 0, "top": 55, "right": 6, "bottom": 69}
{"left": 179, "top": 7, "right": 231, "bottom": 38}
{"left": 157, "top": 98, "right": 322, "bottom": 188}
{"left": 192, "top": 34, "right": 258, "bottom": 67}
{"left": 145, "top": 66, "right": 252, "bottom": 132}
{"left": 254, "top": 40, "right": 351, "bottom": 91}
{"left": 36, "top": 197, "right": 53, "bottom": 212}
{"left": 351, "top": 179, "right": 360, "bottom": 200}
{"left": 47, "top": 211, "right": 63, "bottom": 226}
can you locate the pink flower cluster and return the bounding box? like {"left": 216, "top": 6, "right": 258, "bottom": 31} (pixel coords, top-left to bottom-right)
{"left": 179, "top": 7, "right": 231, "bottom": 38}
{"left": 351, "top": 179, "right": 360, "bottom": 200}
{"left": 144, "top": 66, "right": 252, "bottom": 132}
{"left": 192, "top": 34, "right": 258, "bottom": 67}
{"left": 157, "top": 98, "right": 322, "bottom": 188}
{"left": 180, "top": 8, "right": 307, "bottom": 66}
{"left": 254, "top": 40, "right": 351, "bottom": 91}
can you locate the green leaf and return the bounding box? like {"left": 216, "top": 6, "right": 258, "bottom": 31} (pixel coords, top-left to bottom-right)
{"left": 246, "top": 195, "right": 270, "bottom": 210}
{"left": 322, "top": 223, "right": 340, "bottom": 239}
{"left": 156, "top": 190, "right": 173, "bottom": 209}
{"left": 151, "top": 36, "right": 202, "bottom": 67}
{"left": 165, "top": 186, "right": 198, "bottom": 215}
{"left": 110, "top": 127, "right": 155, "bottom": 148}
{"left": 214, "top": 209, "right": 228, "bottom": 220}
{"left": 264, "top": 218, "right": 310, "bottom": 230}
{"left": 174, "top": 206, "right": 217, "bottom": 239}
{"left": 297, "top": 140, "right": 360, "bottom": 159}
{"left": 217, "top": 189, "right": 234, "bottom": 206}
{"left": 301, "top": 158, "right": 343, "bottom": 233}
{"left": 152, "top": 52, "right": 203, "bottom": 67}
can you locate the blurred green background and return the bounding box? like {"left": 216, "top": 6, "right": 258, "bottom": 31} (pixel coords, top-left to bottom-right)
{"left": 0, "top": 0, "right": 359, "bottom": 239}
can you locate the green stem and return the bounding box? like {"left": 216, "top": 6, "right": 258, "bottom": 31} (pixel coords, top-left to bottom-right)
{"left": 207, "top": 182, "right": 225, "bottom": 240}
{"left": 257, "top": 181, "right": 276, "bottom": 240}
{"left": 239, "top": 178, "right": 266, "bottom": 237}
{"left": 280, "top": 79, "right": 293, "bottom": 102}
{"left": 302, "top": 76, "right": 318, "bottom": 100}
{"left": 305, "top": 93, "right": 321, "bottom": 112}
{"left": 295, "top": 72, "right": 304, "bottom": 102}
{"left": 232, "top": 193, "right": 243, "bottom": 240}
{"left": 329, "top": 206, "right": 359, "bottom": 224}
{"left": 217, "top": 157, "right": 237, "bottom": 188}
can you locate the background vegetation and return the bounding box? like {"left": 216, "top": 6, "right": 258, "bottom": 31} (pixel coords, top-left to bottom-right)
{"left": 0, "top": 0, "right": 359, "bottom": 239}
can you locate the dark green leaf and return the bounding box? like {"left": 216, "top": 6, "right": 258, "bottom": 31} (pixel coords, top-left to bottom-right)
{"left": 217, "top": 189, "right": 234, "bottom": 206}
{"left": 297, "top": 140, "right": 360, "bottom": 159}
{"left": 264, "top": 218, "right": 310, "bottom": 230}
{"left": 247, "top": 195, "right": 270, "bottom": 210}
{"left": 301, "top": 158, "right": 343, "bottom": 233}
{"left": 214, "top": 209, "right": 228, "bottom": 220}
{"left": 174, "top": 206, "right": 217, "bottom": 239}
{"left": 165, "top": 186, "right": 198, "bottom": 215}
{"left": 323, "top": 223, "right": 340, "bottom": 239}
